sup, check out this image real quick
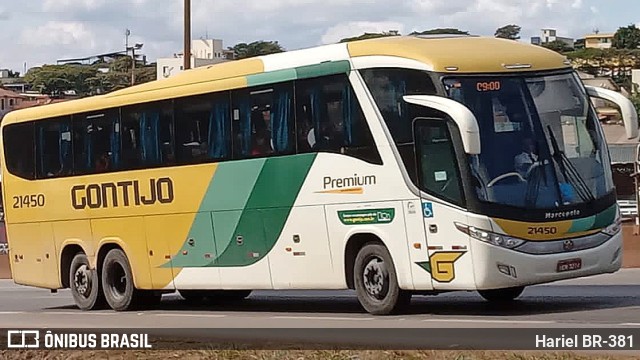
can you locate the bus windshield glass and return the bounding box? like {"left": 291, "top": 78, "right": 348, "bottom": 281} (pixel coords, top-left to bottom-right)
{"left": 443, "top": 73, "right": 614, "bottom": 209}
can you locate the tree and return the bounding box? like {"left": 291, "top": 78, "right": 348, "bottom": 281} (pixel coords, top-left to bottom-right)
{"left": 495, "top": 24, "right": 521, "bottom": 40}
{"left": 542, "top": 40, "right": 574, "bottom": 53}
{"left": 339, "top": 31, "right": 399, "bottom": 43}
{"left": 23, "top": 57, "right": 157, "bottom": 96}
{"left": 229, "top": 41, "right": 285, "bottom": 60}
{"left": 613, "top": 24, "right": 640, "bottom": 50}
{"left": 410, "top": 28, "right": 469, "bottom": 35}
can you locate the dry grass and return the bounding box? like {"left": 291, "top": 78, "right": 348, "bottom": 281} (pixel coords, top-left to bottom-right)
{"left": 0, "top": 350, "right": 637, "bottom": 360}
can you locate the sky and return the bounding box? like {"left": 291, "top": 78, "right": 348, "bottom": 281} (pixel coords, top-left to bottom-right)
{"left": 0, "top": 0, "right": 639, "bottom": 74}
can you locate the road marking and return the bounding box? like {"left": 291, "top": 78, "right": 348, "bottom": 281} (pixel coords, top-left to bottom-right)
{"left": 153, "top": 314, "right": 227, "bottom": 318}
{"left": 619, "top": 323, "right": 640, "bottom": 326}
{"left": 270, "top": 316, "right": 374, "bottom": 321}
{"left": 0, "top": 311, "right": 24, "bottom": 315}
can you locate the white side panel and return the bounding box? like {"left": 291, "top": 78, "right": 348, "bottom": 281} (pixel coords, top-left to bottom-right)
{"left": 325, "top": 201, "right": 414, "bottom": 290}
{"left": 172, "top": 268, "right": 222, "bottom": 290}
{"left": 218, "top": 261, "right": 273, "bottom": 289}
{"left": 293, "top": 153, "right": 414, "bottom": 207}
{"left": 351, "top": 56, "right": 433, "bottom": 71}
{"left": 421, "top": 199, "right": 476, "bottom": 290}
{"left": 402, "top": 200, "right": 433, "bottom": 290}
{"left": 269, "top": 205, "right": 339, "bottom": 289}
{"left": 260, "top": 44, "right": 350, "bottom": 72}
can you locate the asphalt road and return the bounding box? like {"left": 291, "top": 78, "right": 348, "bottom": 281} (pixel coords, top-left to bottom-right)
{"left": 0, "top": 270, "right": 639, "bottom": 351}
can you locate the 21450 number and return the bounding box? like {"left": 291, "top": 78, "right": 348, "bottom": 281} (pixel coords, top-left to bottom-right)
{"left": 528, "top": 226, "right": 558, "bottom": 235}
{"left": 13, "top": 194, "right": 46, "bottom": 209}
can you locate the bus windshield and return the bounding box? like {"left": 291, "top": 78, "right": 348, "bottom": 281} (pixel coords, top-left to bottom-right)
{"left": 443, "top": 73, "right": 614, "bottom": 210}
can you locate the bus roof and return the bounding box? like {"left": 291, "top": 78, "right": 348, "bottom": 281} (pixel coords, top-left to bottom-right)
{"left": 2, "top": 35, "right": 571, "bottom": 125}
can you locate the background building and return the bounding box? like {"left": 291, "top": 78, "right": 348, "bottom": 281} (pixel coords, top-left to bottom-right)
{"left": 157, "top": 38, "right": 234, "bottom": 80}
{"left": 585, "top": 33, "right": 614, "bottom": 49}
{"left": 531, "top": 28, "right": 575, "bottom": 48}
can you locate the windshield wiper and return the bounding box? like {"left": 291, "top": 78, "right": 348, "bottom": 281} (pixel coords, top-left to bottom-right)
{"left": 545, "top": 125, "right": 595, "bottom": 203}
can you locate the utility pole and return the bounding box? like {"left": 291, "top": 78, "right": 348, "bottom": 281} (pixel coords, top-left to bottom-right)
{"left": 184, "top": 0, "right": 191, "bottom": 70}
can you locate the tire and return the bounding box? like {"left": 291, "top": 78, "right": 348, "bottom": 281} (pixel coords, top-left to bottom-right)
{"left": 353, "top": 243, "right": 411, "bottom": 315}
{"left": 478, "top": 286, "right": 525, "bottom": 303}
{"left": 101, "top": 249, "right": 138, "bottom": 311}
{"left": 69, "top": 252, "right": 105, "bottom": 311}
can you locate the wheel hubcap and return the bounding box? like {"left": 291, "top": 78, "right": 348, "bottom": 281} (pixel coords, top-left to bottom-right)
{"left": 73, "top": 265, "right": 91, "bottom": 297}
{"left": 363, "top": 257, "right": 388, "bottom": 300}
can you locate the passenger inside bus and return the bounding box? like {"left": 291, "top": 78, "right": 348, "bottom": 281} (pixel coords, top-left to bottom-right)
{"left": 95, "top": 152, "right": 111, "bottom": 172}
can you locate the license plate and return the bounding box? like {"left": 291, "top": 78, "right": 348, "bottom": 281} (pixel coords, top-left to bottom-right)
{"left": 557, "top": 258, "right": 582, "bottom": 272}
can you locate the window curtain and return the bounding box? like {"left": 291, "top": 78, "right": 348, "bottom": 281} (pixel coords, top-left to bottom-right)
{"left": 59, "top": 122, "right": 72, "bottom": 173}
{"left": 110, "top": 118, "right": 121, "bottom": 168}
{"left": 37, "top": 126, "right": 45, "bottom": 174}
{"left": 309, "top": 86, "right": 324, "bottom": 148}
{"left": 239, "top": 96, "right": 252, "bottom": 157}
{"left": 84, "top": 123, "right": 93, "bottom": 170}
{"left": 208, "top": 100, "right": 230, "bottom": 159}
{"left": 140, "top": 111, "right": 160, "bottom": 164}
{"left": 271, "top": 86, "right": 292, "bottom": 153}
{"left": 341, "top": 86, "right": 354, "bottom": 146}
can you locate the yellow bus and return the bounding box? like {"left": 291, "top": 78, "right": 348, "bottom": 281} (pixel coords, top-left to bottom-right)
{"left": 1, "top": 35, "right": 637, "bottom": 315}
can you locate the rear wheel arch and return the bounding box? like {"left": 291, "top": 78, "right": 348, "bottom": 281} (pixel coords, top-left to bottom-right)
{"left": 344, "top": 233, "right": 385, "bottom": 290}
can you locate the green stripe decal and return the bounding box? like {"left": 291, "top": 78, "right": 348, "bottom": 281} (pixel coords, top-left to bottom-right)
{"left": 295, "top": 61, "right": 351, "bottom": 80}
{"left": 212, "top": 154, "right": 316, "bottom": 267}
{"left": 245, "top": 61, "right": 351, "bottom": 88}
{"left": 567, "top": 204, "right": 617, "bottom": 233}
{"left": 164, "top": 154, "right": 316, "bottom": 269}
{"left": 247, "top": 69, "right": 297, "bottom": 87}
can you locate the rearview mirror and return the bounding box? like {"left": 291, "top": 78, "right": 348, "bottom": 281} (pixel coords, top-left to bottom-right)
{"left": 403, "top": 95, "right": 481, "bottom": 155}
{"left": 585, "top": 85, "right": 639, "bottom": 140}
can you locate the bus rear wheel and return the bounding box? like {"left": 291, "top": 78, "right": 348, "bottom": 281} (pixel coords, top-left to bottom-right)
{"left": 354, "top": 243, "right": 411, "bottom": 315}
{"left": 478, "top": 286, "right": 525, "bottom": 303}
{"left": 101, "top": 249, "right": 138, "bottom": 311}
{"left": 69, "top": 253, "right": 105, "bottom": 311}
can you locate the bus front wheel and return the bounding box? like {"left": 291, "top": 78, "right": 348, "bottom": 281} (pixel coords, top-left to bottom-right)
{"left": 354, "top": 243, "right": 411, "bottom": 315}
{"left": 69, "top": 253, "right": 105, "bottom": 311}
{"left": 101, "top": 249, "right": 138, "bottom": 311}
{"left": 478, "top": 286, "right": 525, "bottom": 303}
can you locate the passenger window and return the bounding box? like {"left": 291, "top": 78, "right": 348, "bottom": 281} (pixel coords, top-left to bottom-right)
{"left": 121, "top": 101, "right": 174, "bottom": 169}
{"left": 295, "top": 75, "right": 381, "bottom": 164}
{"left": 361, "top": 68, "right": 437, "bottom": 144}
{"left": 232, "top": 83, "right": 294, "bottom": 159}
{"left": 415, "top": 119, "right": 464, "bottom": 206}
{"left": 175, "top": 93, "right": 231, "bottom": 164}
{"left": 73, "top": 110, "right": 120, "bottom": 175}
{"left": 36, "top": 117, "right": 73, "bottom": 178}
{"left": 2, "top": 123, "right": 35, "bottom": 180}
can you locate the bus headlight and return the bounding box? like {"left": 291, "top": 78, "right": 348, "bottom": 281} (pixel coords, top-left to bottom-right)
{"left": 455, "top": 223, "right": 525, "bottom": 249}
{"left": 602, "top": 218, "right": 622, "bottom": 236}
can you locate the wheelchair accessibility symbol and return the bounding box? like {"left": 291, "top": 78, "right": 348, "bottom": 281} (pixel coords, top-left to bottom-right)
{"left": 422, "top": 202, "right": 433, "bottom": 218}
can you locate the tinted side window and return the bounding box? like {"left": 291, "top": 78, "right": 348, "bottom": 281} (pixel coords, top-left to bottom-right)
{"left": 36, "top": 117, "right": 72, "bottom": 178}
{"left": 175, "top": 93, "right": 231, "bottom": 164}
{"left": 73, "top": 110, "right": 120, "bottom": 175}
{"left": 295, "top": 75, "right": 381, "bottom": 164}
{"left": 415, "top": 120, "right": 464, "bottom": 206}
{"left": 3, "top": 123, "right": 35, "bottom": 180}
{"left": 121, "top": 101, "right": 174, "bottom": 169}
{"left": 360, "top": 68, "right": 437, "bottom": 144}
{"left": 232, "top": 83, "right": 294, "bottom": 159}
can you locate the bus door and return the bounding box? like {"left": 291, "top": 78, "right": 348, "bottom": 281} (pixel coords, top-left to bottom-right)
{"left": 413, "top": 117, "right": 475, "bottom": 290}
